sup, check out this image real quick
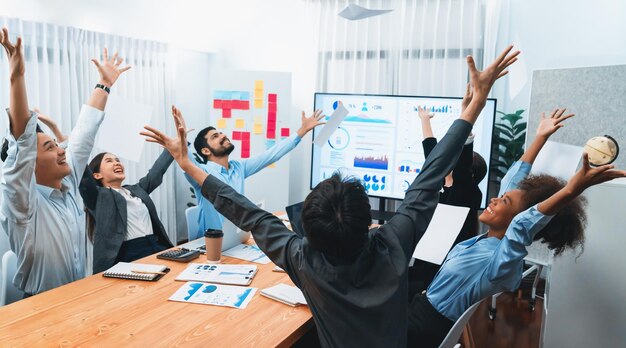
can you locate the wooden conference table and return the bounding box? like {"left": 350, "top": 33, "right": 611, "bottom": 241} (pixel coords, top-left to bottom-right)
{"left": 0, "top": 239, "right": 313, "bottom": 346}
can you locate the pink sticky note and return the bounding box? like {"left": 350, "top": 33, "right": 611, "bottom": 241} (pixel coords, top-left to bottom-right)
{"left": 267, "top": 122, "right": 277, "bottom": 131}
{"left": 242, "top": 141, "right": 251, "bottom": 151}
{"left": 268, "top": 94, "right": 277, "bottom": 102}
{"left": 266, "top": 130, "right": 276, "bottom": 139}
{"left": 232, "top": 131, "right": 242, "bottom": 141}
{"left": 241, "top": 149, "right": 250, "bottom": 158}
{"left": 222, "top": 109, "right": 232, "bottom": 118}
{"left": 268, "top": 102, "right": 277, "bottom": 112}
{"left": 280, "top": 128, "right": 290, "bottom": 137}
{"left": 222, "top": 100, "right": 232, "bottom": 109}
{"left": 213, "top": 100, "right": 223, "bottom": 109}
{"left": 242, "top": 132, "right": 250, "bottom": 141}
{"left": 267, "top": 111, "right": 277, "bottom": 121}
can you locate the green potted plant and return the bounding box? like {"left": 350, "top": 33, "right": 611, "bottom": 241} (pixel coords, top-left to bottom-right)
{"left": 490, "top": 109, "right": 526, "bottom": 188}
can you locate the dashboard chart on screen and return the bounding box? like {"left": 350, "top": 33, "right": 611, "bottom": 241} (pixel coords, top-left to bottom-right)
{"left": 310, "top": 93, "right": 497, "bottom": 209}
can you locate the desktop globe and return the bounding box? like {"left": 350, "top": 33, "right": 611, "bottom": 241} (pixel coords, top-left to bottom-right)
{"left": 583, "top": 135, "right": 619, "bottom": 166}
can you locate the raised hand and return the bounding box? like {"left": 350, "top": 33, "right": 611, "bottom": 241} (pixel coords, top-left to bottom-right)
{"left": 91, "top": 47, "right": 131, "bottom": 87}
{"left": 467, "top": 45, "right": 520, "bottom": 98}
{"left": 536, "top": 108, "right": 575, "bottom": 139}
{"left": 141, "top": 106, "right": 189, "bottom": 164}
{"left": 0, "top": 27, "right": 25, "bottom": 80}
{"left": 418, "top": 106, "right": 435, "bottom": 139}
{"left": 418, "top": 106, "right": 434, "bottom": 121}
{"left": 566, "top": 153, "right": 626, "bottom": 195}
{"left": 171, "top": 105, "right": 194, "bottom": 135}
{"left": 297, "top": 109, "right": 325, "bottom": 138}
{"left": 34, "top": 108, "right": 68, "bottom": 143}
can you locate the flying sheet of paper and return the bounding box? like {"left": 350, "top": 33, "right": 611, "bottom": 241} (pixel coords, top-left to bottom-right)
{"left": 412, "top": 203, "right": 470, "bottom": 265}
{"left": 313, "top": 102, "right": 349, "bottom": 147}
{"left": 530, "top": 140, "right": 583, "bottom": 180}
{"left": 338, "top": 3, "right": 393, "bottom": 20}
{"left": 97, "top": 95, "right": 152, "bottom": 162}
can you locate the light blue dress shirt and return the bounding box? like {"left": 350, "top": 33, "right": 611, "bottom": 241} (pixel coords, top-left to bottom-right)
{"left": 1, "top": 105, "right": 104, "bottom": 294}
{"left": 427, "top": 160, "right": 554, "bottom": 321}
{"left": 185, "top": 134, "right": 301, "bottom": 238}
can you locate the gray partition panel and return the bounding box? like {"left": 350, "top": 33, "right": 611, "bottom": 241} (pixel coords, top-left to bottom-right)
{"left": 528, "top": 65, "right": 626, "bottom": 169}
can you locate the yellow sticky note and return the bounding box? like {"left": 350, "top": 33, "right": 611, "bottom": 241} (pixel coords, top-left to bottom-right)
{"left": 254, "top": 80, "right": 264, "bottom": 88}
{"left": 235, "top": 118, "right": 245, "bottom": 129}
{"left": 216, "top": 118, "right": 227, "bottom": 129}
{"left": 254, "top": 99, "right": 264, "bottom": 108}
{"left": 253, "top": 123, "right": 263, "bottom": 134}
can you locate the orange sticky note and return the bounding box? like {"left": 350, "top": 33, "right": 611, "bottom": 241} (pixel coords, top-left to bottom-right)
{"left": 254, "top": 99, "right": 264, "bottom": 109}
{"left": 216, "top": 118, "right": 227, "bottom": 129}
{"left": 235, "top": 118, "right": 245, "bottom": 129}
{"left": 253, "top": 123, "right": 263, "bottom": 134}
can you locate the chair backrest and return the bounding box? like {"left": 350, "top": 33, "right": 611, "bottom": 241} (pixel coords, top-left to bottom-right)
{"left": 438, "top": 298, "right": 485, "bottom": 348}
{"left": 1, "top": 250, "right": 24, "bottom": 305}
{"left": 185, "top": 206, "right": 201, "bottom": 242}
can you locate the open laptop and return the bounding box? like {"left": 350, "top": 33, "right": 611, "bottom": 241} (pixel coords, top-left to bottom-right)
{"left": 286, "top": 202, "right": 304, "bottom": 237}
{"left": 180, "top": 218, "right": 251, "bottom": 253}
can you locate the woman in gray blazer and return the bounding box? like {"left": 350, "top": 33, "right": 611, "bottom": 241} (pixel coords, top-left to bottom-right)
{"left": 80, "top": 148, "right": 174, "bottom": 273}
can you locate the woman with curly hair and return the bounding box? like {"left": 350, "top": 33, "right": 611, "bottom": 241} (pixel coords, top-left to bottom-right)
{"left": 407, "top": 108, "right": 626, "bottom": 347}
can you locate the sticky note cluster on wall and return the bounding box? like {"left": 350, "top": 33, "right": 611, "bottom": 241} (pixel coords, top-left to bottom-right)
{"left": 231, "top": 130, "right": 251, "bottom": 158}
{"left": 213, "top": 90, "right": 250, "bottom": 118}
{"left": 254, "top": 81, "right": 264, "bottom": 109}
{"left": 267, "top": 93, "right": 277, "bottom": 139}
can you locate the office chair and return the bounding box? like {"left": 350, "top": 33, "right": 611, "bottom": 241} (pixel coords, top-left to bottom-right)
{"left": 488, "top": 241, "right": 553, "bottom": 319}
{"left": 185, "top": 206, "right": 201, "bottom": 242}
{"left": 1, "top": 250, "right": 24, "bottom": 305}
{"left": 438, "top": 297, "right": 485, "bottom": 348}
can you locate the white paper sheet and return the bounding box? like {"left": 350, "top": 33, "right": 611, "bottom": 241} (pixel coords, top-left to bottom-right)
{"left": 222, "top": 244, "right": 271, "bottom": 264}
{"left": 530, "top": 140, "right": 583, "bottom": 180}
{"left": 338, "top": 3, "right": 393, "bottom": 20}
{"left": 412, "top": 203, "right": 470, "bottom": 265}
{"left": 169, "top": 282, "right": 257, "bottom": 309}
{"left": 313, "top": 102, "right": 349, "bottom": 147}
{"left": 97, "top": 95, "right": 153, "bottom": 162}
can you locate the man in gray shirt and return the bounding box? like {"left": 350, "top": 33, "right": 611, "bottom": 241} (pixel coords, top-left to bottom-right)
{"left": 143, "top": 46, "right": 519, "bottom": 347}
{"left": 0, "top": 28, "right": 130, "bottom": 295}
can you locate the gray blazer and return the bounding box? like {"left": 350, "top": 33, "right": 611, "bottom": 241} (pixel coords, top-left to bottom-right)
{"left": 80, "top": 150, "right": 174, "bottom": 273}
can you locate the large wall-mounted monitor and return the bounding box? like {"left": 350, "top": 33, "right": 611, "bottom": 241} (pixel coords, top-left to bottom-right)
{"left": 310, "top": 93, "right": 497, "bottom": 209}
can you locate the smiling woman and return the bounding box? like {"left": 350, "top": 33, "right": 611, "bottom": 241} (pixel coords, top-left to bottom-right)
{"left": 408, "top": 108, "right": 626, "bottom": 347}
{"left": 77, "top": 108, "right": 185, "bottom": 273}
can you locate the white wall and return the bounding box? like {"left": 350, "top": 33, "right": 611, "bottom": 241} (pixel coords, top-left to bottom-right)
{"left": 497, "top": 0, "right": 626, "bottom": 114}
{"left": 0, "top": 0, "right": 318, "bottom": 223}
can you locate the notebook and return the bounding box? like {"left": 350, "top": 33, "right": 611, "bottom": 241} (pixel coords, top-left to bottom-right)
{"left": 260, "top": 283, "right": 307, "bottom": 307}
{"left": 103, "top": 262, "right": 170, "bottom": 281}
{"left": 175, "top": 263, "right": 258, "bottom": 286}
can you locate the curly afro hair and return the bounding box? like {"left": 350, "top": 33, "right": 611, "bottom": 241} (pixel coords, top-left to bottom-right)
{"left": 518, "top": 174, "right": 587, "bottom": 256}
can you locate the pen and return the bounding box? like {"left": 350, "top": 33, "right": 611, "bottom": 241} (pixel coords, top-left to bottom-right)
{"left": 131, "top": 270, "right": 167, "bottom": 275}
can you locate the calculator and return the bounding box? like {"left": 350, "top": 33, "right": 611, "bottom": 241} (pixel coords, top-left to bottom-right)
{"left": 157, "top": 249, "right": 201, "bottom": 262}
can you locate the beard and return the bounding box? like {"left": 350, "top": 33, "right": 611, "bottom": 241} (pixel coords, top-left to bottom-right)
{"left": 208, "top": 142, "right": 235, "bottom": 157}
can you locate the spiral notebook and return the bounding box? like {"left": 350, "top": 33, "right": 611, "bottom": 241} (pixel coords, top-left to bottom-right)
{"left": 103, "top": 262, "right": 170, "bottom": 281}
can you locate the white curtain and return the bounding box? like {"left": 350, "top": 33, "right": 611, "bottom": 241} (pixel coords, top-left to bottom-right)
{"left": 316, "top": 0, "right": 488, "bottom": 97}
{"left": 0, "top": 17, "right": 177, "bottom": 244}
